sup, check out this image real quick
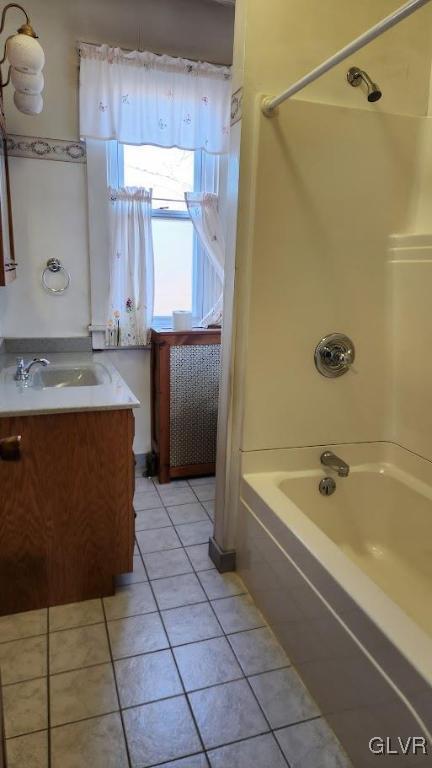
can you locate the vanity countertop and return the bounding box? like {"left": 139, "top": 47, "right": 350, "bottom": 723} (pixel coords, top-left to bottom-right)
{"left": 0, "top": 352, "right": 140, "bottom": 417}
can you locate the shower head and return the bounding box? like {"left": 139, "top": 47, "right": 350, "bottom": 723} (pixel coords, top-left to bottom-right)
{"left": 347, "top": 66, "right": 382, "bottom": 103}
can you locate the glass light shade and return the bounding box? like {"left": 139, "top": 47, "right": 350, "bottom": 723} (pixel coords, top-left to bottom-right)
{"left": 14, "top": 90, "right": 43, "bottom": 115}
{"left": 7, "top": 33, "right": 45, "bottom": 74}
{"left": 11, "top": 68, "right": 44, "bottom": 94}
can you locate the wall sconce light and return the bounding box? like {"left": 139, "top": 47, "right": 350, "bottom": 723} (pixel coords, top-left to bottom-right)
{"left": 0, "top": 3, "right": 45, "bottom": 115}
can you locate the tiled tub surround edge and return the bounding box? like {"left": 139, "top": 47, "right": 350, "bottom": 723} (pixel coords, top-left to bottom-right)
{"left": 237, "top": 457, "right": 432, "bottom": 765}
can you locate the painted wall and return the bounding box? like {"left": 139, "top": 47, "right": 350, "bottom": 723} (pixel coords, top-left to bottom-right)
{"left": 221, "top": 0, "right": 432, "bottom": 548}
{"left": 2, "top": 0, "right": 235, "bottom": 139}
{"left": 0, "top": 0, "right": 235, "bottom": 453}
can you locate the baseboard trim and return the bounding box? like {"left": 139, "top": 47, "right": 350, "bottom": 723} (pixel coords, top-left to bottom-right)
{"left": 208, "top": 537, "right": 236, "bottom": 573}
{"left": 134, "top": 453, "right": 147, "bottom": 469}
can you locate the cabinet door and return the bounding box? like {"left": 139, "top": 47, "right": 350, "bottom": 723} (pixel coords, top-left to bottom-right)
{"left": 0, "top": 410, "right": 134, "bottom": 615}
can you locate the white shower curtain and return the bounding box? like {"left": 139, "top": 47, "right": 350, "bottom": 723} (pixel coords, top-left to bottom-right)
{"left": 107, "top": 187, "right": 154, "bottom": 346}
{"left": 185, "top": 192, "right": 225, "bottom": 326}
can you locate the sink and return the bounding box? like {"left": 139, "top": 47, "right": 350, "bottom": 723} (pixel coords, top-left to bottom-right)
{"left": 31, "top": 364, "right": 111, "bottom": 389}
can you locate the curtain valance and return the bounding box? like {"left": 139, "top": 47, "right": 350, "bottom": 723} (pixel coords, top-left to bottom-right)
{"left": 79, "top": 43, "right": 232, "bottom": 154}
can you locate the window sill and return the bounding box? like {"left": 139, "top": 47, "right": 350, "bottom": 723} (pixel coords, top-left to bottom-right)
{"left": 90, "top": 326, "right": 152, "bottom": 351}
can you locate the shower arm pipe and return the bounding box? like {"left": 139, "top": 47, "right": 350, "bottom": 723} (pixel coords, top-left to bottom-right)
{"left": 262, "top": 0, "right": 432, "bottom": 116}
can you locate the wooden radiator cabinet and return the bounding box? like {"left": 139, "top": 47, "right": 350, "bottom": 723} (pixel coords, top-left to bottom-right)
{"left": 151, "top": 328, "right": 221, "bottom": 484}
{"left": 0, "top": 409, "right": 135, "bottom": 616}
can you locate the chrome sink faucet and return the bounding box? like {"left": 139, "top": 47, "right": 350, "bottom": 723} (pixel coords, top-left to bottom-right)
{"left": 14, "top": 357, "right": 50, "bottom": 382}
{"left": 320, "top": 450, "right": 350, "bottom": 478}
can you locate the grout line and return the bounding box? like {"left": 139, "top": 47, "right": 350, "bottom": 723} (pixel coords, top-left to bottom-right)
{"left": 182, "top": 544, "right": 214, "bottom": 575}
{"left": 202, "top": 728, "right": 273, "bottom": 757}
{"left": 47, "top": 672, "right": 315, "bottom": 726}
{"left": 48, "top": 619, "right": 105, "bottom": 635}
{"left": 136, "top": 514, "right": 287, "bottom": 763}
{"left": 5, "top": 726, "right": 49, "bottom": 741}
{"left": 0, "top": 630, "right": 47, "bottom": 646}
{"left": 145, "top": 567, "right": 194, "bottom": 580}
{"left": 5, "top": 727, "right": 48, "bottom": 742}
{"left": 48, "top": 660, "right": 114, "bottom": 680}
{"left": 37, "top": 628, "right": 291, "bottom": 681}
{"left": 141, "top": 559, "right": 209, "bottom": 759}
{"left": 144, "top": 748, "right": 209, "bottom": 768}
{"left": 48, "top": 707, "right": 120, "bottom": 732}
{"left": 115, "top": 576, "right": 149, "bottom": 587}
{"left": 0, "top": 643, "right": 291, "bottom": 689}
{"left": 272, "top": 715, "right": 323, "bottom": 734}
{"left": 2, "top": 673, "right": 48, "bottom": 688}
{"left": 47, "top": 607, "right": 52, "bottom": 768}
{"left": 135, "top": 523, "right": 173, "bottom": 531}
{"left": 100, "top": 600, "right": 133, "bottom": 768}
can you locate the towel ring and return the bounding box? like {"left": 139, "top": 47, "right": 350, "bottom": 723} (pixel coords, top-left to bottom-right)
{"left": 42, "top": 258, "right": 71, "bottom": 294}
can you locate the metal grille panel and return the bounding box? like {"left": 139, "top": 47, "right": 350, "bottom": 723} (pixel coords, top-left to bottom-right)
{"left": 169, "top": 344, "right": 220, "bottom": 467}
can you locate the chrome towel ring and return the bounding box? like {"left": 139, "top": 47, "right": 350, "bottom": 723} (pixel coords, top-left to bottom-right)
{"left": 42, "top": 258, "right": 71, "bottom": 294}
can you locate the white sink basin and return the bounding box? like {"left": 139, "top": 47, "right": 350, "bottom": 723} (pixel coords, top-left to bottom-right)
{"left": 31, "top": 364, "right": 111, "bottom": 389}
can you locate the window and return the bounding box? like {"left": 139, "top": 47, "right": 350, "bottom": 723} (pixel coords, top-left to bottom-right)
{"left": 118, "top": 144, "right": 208, "bottom": 327}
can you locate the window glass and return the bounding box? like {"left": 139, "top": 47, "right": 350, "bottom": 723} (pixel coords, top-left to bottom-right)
{"left": 123, "top": 145, "right": 194, "bottom": 212}
{"left": 152, "top": 218, "right": 194, "bottom": 317}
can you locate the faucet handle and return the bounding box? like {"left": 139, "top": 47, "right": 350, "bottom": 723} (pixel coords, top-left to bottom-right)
{"left": 339, "top": 349, "right": 354, "bottom": 366}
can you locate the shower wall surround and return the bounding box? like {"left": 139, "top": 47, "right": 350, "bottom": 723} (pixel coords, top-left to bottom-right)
{"left": 224, "top": 0, "right": 432, "bottom": 542}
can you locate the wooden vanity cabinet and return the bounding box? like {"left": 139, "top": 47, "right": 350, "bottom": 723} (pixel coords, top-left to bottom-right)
{"left": 0, "top": 409, "right": 135, "bottom": 616}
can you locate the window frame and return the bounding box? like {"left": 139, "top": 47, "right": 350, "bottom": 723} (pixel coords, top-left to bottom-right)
{"left": 118, "top": 143, "right": 205, "bottom": 329}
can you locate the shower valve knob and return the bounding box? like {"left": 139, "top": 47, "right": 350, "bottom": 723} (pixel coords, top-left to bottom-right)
{"left": 314, "top": 334, "right": 355, "bottom": 378}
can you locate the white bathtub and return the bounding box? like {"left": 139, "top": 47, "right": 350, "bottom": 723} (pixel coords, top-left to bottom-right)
{"left": 238, "top": 442, "right": 432, "bottom": 765}
{"left": 278, "top": 462, "right": 432, "bottom": 639}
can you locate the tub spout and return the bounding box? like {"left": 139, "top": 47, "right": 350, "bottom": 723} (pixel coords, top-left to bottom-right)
{"left": 320, "top": 451, "right": 350, "bottom": 478}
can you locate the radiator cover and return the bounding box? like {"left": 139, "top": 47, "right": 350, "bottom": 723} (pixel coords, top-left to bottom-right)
{"left": 169, "top": 343, "right": 221, "bottom": 467}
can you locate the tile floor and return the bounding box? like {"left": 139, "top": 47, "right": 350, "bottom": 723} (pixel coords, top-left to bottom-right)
{"left": 1, "top": 473, "right": 352, "bottom": 768}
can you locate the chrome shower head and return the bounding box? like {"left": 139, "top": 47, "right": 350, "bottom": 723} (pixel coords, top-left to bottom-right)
{"left": 347, "top": 66, "right": 382, "bottom": 103}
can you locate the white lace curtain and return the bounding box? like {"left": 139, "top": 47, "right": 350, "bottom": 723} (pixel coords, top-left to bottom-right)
{"left": 107, "top": 187, "right": 154, "bottom": 346}
{"left": 185, "top": 193, "right": 225, "bottom": 326}
{"left": 79, "top": 43, "right": 232, "bottom": 154}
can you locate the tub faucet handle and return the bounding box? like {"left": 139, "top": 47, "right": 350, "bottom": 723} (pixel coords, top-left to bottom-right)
{"left": 320, "top": 451, "right": 350, "bottom": 478}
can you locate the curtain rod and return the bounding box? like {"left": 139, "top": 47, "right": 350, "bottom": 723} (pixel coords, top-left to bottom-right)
{"left": 262, "top": 0, "right": 432, "bottom": 116}
{"left": 77, "top": 40, "right": 231, "bottom": 69}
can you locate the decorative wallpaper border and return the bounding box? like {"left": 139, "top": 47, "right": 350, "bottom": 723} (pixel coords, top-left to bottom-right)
{"left": 7, "top": 134, "right": 87, "bottom": 163}
{"left": 230, "top": 87, "right": 243, "bottom": 127}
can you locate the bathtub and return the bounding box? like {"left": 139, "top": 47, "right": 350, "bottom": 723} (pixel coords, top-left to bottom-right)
{"left": 238, "top": 442, "right": 432, "bottom": 766}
